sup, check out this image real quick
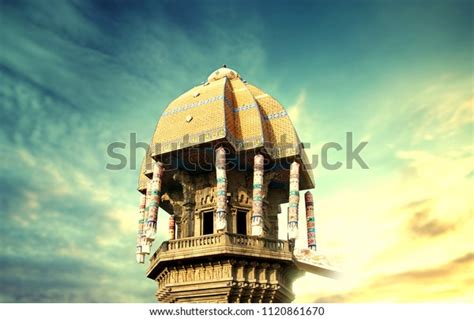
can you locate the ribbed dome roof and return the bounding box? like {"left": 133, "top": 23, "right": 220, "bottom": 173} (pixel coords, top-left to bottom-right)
{"left": 138, "top": 67, "right": 314, "bottom": 191}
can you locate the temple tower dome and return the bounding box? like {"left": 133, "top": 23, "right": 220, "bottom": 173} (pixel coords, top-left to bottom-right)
{"left": 134, "top": 66, "right": 328, "bottom": 303}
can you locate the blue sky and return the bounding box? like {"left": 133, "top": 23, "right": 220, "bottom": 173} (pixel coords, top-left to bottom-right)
{"left": 0, "top": 0, "right": 472, "bottom": 302}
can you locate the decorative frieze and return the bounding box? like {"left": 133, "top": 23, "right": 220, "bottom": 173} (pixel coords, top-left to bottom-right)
{"left": 155, "top": 259, "right": 298, "bottom": 303}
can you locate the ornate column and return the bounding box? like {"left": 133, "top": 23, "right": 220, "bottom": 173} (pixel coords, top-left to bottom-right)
{"left": 174, "top": 214, "right": 182, "bottom": 239}
{"left": 251, "top": 154, "right": 264, "bottom": 236}
{"left": 194, "top": 210, "right": 201, "bottom": 236}
{"left": 305, "top": 191, "right": 316, "bottom": 251}
{"left": 136, "top": 193, "right": 146, "bottom": 263}
{"left": 183, "top": 205, "right": 193, "bottom": 237}
{"left": 169, "top": 215, "right": 175, "bottom": 240}
{"left": 230, "top": 208, "right": 238, "bottom": 233}
{"left": 146, "top": 160, "right": 164, "bottom": 241}
{"left": 215, "top": 147, "right": 227, "bottom": 232}
{"left": 287, "top": 161, "right": 300, "bottom": 240}
{"left": 142, "top": 181, "right": 152, "bottom": 254}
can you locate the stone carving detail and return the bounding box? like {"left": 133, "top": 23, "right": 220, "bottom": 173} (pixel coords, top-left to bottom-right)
{"left": 187, "top": 268, "right": 194, "bottom": 281}
{"left": 178, "top": 269, "right": 185, "bottom": 283}
{"left": 214, "top": 265, "right": 222, "bottom": 279}
{"left": 196, "top": 187, "right": 216, "bottom": 207}
{"left": 155, "top": 259, "right": 299, "bottom": 303}
{"left": 234, "top": 189, "right": 251, "bottom": 206}
{"left": 205, "top": 266, "right": 213, "bottom": 280}
{"left": 173, "top": 171, "right": 196, "bottom": 205}
{"left": 196, "top": 267, "right": 203, "bottom": 281}
{"left": 170, "top": 269, "right": 177, "bottom": 284}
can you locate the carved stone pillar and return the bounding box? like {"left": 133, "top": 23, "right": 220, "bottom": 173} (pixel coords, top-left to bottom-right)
{"left": 184, "top": 204, "right": 194, "bottom": 237}
{"left": 169, "top": 215, "right": 175, "bottom": 240}
{"left": 230, "top": 208, "right": 237, "bottom": 233}
{"left": 174, "top": 216, "right": 182, "bottom": 239}
{"left": 194, "top": 210, "right": 201, "bottom": 236}
{"left": 173, "top": 171, "right": 196, "bottom": 238}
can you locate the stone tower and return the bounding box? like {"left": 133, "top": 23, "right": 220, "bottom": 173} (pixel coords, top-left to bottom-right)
{"left": 135, "top": 67, "right": 316, "bottom": 303}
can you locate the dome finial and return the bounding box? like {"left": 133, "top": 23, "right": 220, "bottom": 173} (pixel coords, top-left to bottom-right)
{"left": 208, "top": 66, "right": 240, "bottom": 82}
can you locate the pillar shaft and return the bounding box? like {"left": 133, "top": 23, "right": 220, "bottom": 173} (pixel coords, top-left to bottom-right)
{"left": 146, "top": 161, "right": 164, "bottom": 241}
{"left": 142, "top": 182, "right": 152, "bottom": 254}
{"left": 251, "top": 154, "right": 264, "bottom": 236}
{"left": 288, "top": 161, "right": 300, "bottom": 240}
{"left": 215, "top": 147, "right": 227, "bottom": 232}
{"left": 136, "top": 193, "right": 146, "bottom": 263}
{"left": 305, "top": 191, "right": 316, "bottom": 251}
{"left": 169, "top": 215, "right": 175, "bottom": 240}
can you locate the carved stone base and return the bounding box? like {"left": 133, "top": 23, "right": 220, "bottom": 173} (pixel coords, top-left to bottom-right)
{"left": 154, "top": 259, "right": 301, "bottom": 303}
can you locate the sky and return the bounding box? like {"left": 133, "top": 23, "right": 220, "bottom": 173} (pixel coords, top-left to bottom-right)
{"left": 0, "top": 0, "right": 472, "bottom": 302}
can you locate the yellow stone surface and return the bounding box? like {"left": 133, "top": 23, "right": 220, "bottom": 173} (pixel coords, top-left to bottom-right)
{"left": 151, "top": 68, "right": 303, "bottom": 156}
{"left": 138, "top": 67, "right": 315, "bottom": 192}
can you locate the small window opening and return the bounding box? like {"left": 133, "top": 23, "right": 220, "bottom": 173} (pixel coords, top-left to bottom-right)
{"left": 202, "top": 211, "right": 214, "bottom": 235}
{"left": 236, "top": 210, "right": 248, "bottom": 235}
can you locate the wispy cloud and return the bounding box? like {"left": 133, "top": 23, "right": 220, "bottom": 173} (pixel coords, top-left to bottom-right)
{"left": 0, "top": 0, "right": 269, "bottom": 302}
{"left": 291, "top": 72, "right": 473, "bottom": 303}
{"left": 407, "top": 207, "right": 457, "bottom": 238}
{"left": 1, "top": 0, "right": 472, "bottom": 303}
{"left": 288, "top": 90, "right": 307, "bottom": 125}
{"left": 313, "top": 252, "right": 474, "bottom": 302}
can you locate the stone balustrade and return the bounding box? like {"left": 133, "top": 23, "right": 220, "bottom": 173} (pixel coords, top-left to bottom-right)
{"left": 150, "top": 232, "right": 290, "bottom": 264}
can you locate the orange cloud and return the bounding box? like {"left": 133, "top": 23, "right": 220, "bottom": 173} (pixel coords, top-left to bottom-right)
{"left": 314, "top": 252, "right": 474, "bottom": 302}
